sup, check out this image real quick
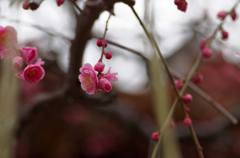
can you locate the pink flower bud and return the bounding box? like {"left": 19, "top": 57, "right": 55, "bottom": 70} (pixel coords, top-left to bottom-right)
{"left": 18, "top": 46, "right": 37, "bottom": 64}
{"left": 185, "top": 107, "right": 191, "bottom": 112}
{"left": 182, "top": 93, "right": 193, "bottom": 104}
{"left": 230, "top": 10, "right": 237, "bottom": 21}
{"left": 201, "top": 48, "right": 212, "bottom": 59}
{"left": 217, "top": 11, "right": 227, "bottom": 20}
{"left": 96, "top": 40, "right": 103, "bottom": 47}
{"left": 221, "top": 30, "right": 228, "bottom": 40}
{"left": 183, "top": 117, "right": 192, "bottom": 126}
{"left": 22, "top": 1, "right": 30, "bottom": 10}
{"left": 56, "top": 0, "right": 65, "bottom": 6}
{"left": 151, "top": 132, "right": 159, "bottom": 141}
{"left": 174, "top": 79, "right": 184, "bottom": 90}
{"left": 192, "top": 72, "right": 203, "bottom": 84}
{"left": 199, "top": 40, "right": 208, "bottom": 50}
{"left": 98, "top": 78, "right": 112, "bottom": 92}
{"left": 12, "top": 56, "right": 23, "bottom": 71}
{"left": 96, "top": 40, "right": 107, "bottom": 47}
{"left": 94, "top": 62, "right": 105, "bottom": 73}
{"left": 105, "top": 52, "right": 112, "bottom": 60}
{"left": 23, "top": 65, "right": 45, "bottom": 84}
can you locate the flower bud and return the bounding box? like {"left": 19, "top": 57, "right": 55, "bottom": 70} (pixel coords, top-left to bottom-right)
{"left": 217, "top": 11, "right": 227, "bottom": 20}
{"left": 202, "top": 48, "right": 212, "bottom": 59}
{"left": 94, "top": 62, "right": 105, "bottom": 73}
{"left": 182, "top": 93, "right": 193, "bottom": 104}
{"left": 151, "top": 132, "right": 159, "bottom": 141}
{"left": 174, "top": 79, "right": 184, "bottom": 90}
{"left": 221, "top": 30, "right": 228, "bottom": 40}
{"left": 22, "top": 1, "right": 30, "bottom": 10}
{"left": 231, "top": 10, "right": 237, "bottom": 21}
{"left": 96, "top": 40, "right": 107, "bottom": 47}
{"left": 105, "top": 52, "right": 112, "bottom": 59}
{"left": 183, "top": 117, "right": 192, "bottom": 126}
{"left": 56, "top": 0, "right": 65, "bottom": 6}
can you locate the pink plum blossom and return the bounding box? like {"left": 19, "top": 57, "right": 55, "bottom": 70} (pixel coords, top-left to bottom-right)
{"left": 34, "top": 58, "right": 45, "bottom": 66}
{"left": 78, "top": 63, "right": 98, "bottom": 95}
{"left": 23, "top": 65, "right": 45, "bottom": 84}
{"left": 0, "top": 26, "right": 18, "bottom": 59}
{"left": 98, "top": 78, "right": 112, "bottom": 92}
{"left": 101, "top": 67, "right": 118, "bottom": 82}
{"left": 18, "top": 46, "right": 37, "bottom": 64}
{"left": 12, "top": 56, "right": 23, "bottom": 71}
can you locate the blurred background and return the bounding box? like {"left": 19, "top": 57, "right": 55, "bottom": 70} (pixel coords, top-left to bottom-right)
{"left": 0, "top": 0, "right": 240, "bottom": 157}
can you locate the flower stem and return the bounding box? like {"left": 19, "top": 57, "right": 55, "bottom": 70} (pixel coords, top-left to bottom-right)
{"left": 98, "top": 13, "right": 111, "bottom": 63}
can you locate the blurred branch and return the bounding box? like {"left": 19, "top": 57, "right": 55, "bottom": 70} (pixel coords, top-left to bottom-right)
{"left": 67, "top": 0, "right": 135, "bottom": 90}
{"left": 0, "top": 16, "right": 72, "bottom": 42}
{"left": 171, "top": 68, "right": 238, "bottom": 124}
{"left": 0, "top": 60, "right": 18, "bottom": 158}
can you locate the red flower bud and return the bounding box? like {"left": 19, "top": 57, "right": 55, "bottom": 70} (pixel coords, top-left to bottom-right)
{"left": 221, "top": 30, "right": 228, "bottom": 40}
{"left": 22, "top": 1, "right": 30, "bottom": 10}
{"left": 182, "top": 93, "right": 193, "bottom": 104}
{"left": 202, "top": 48, "right": 212, "bottom": 59}
{"left": 151, "top": 132, "right": 159, "bottom": 141}
{"left": 183, "top": 117, "right": 192, "bottom": 126}
{"left": 217, "top": 11, "right": 227, "bottom": 20}
{"left": 105, "top": 52, "right": 112, "bottom": 59}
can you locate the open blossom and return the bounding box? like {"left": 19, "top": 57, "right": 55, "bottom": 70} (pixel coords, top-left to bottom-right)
{"left": 16, "top": 65, "right": 45, "bottom": 84}
{"left": 18, "top": 46, "right": 37, "bottom": 64}
{"left": 23, "top": 65, "right": 45, "bottom": 84}
{"left": 78, "top": 63, "right": 98, "bottom": 95}
{"left": 12, "top": 56, "right": 23, "bottom": 71}
{"left": 0, "top": 26, "right": 18, "bottom": 59}
{"left": 101, "top": 67, "right": 118, "bottom": 82}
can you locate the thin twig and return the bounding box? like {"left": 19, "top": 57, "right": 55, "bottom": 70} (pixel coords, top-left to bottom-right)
{"left": 149, "top": 0, "right": 240, "bottom": 157}
{"left": 99, "top": 13, "right": 111, "bottom": 62}
{"left": 0, "top": 16, "right": 72, "bottom": 42}
{"left": 93, "top": 35, "right": 237, "bottom": 124}
{"left": 171, "top": 68, "right": 238, "bottom": 124}
{"left": 69, "top": 0, "right": 83, "bottom": 13}
{"left": 130, "top": 6, "right": 204, "bottom": 158}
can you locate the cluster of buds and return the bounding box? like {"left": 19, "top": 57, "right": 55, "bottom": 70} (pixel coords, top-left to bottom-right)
{"left": 78, "top": 40, "right": 116, "bottom": 95}
{"left": 174, "top": 0, "right": 188, "bottom": 12}
{"left": 96, "top": 40, "right": 113, "bottom": 60}
{"left": 0, "top": 26, "right": 45, "bottom": 84}
{"left": 217, "top": 10, "right": 237, "bottom": 21}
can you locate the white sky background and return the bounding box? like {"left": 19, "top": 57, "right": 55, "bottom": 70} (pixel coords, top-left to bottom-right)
{"left": 0, "top": 0, "right": 240, "bottom": 94}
